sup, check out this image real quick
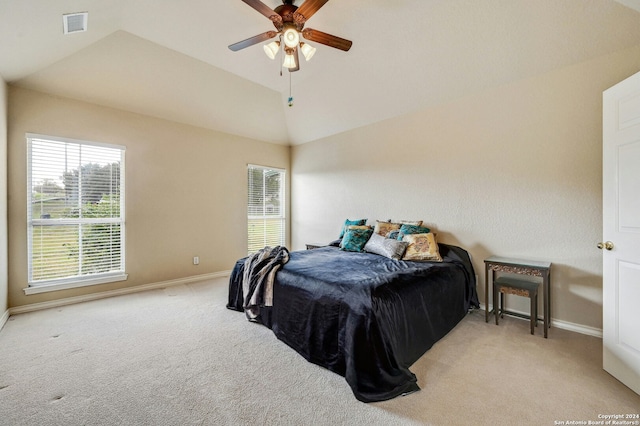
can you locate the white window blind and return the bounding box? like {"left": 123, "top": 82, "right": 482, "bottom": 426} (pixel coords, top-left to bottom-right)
{"left": 27, "top": 134, "right": 126, "bottom": 289}
{"left": 247, "top": 164, "right": 285, "bottom": 255}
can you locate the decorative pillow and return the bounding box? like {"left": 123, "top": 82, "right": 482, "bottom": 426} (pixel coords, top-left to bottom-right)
{"left": 346, "top": 225, "right": 371, "bottom": 231}
{"left": 373, "top": 220, "right": 401, "bottom": 237}
{"left": 364, "top": 232, "right": 408, "bottom": 260}
{"left": 340, "top": 227, "right": 373, "bottom": 252}
{"left": 387, "top": 230, "right": 400, "bottom": 240}
{"left": 402, "top": 233, "right": 443, "bottom": 262}
{"left": 396, "top": 220, "right": 423, "bottom": 226}
{"left": 397, "top": 224, "right": 432, "bottom": 241}
{"left": 339, "top": 218, "right": 367, "bottom": 238}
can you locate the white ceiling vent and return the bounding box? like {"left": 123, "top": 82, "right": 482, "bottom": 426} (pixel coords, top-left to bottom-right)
{"left": 63, "top": 12, "right": 88, "bottom": 35}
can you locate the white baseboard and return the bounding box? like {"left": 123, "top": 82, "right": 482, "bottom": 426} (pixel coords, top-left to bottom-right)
{"left": 0, "top": 308, "right": 9, "bottom": 332}
{"left": 550, "top": 318, "right": 602, "bottom": 338}
{"left": 8, "top": 271, "right": 232, "bottom": 316}
{"left": 478, "top": 303, "right": 603, "bottom": 338}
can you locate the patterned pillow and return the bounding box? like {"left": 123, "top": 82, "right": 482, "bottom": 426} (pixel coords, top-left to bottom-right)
{"left": 339, "top": 218, "right": 367, "bottom": 238}
{"left": 340, "top": 227, "right": 373, "bottom": 252}
{"left": 373, "top": 220, "right": 401, "bottom": 237}
{"left": 402, "top": 233, "right": 443, "bottom": 262}
{"left": 387, "top": 230, "right": 400, "bottom": 240}
{"left": 397, "top": 224, "right": 432, "bottom": 241}
{"left": 364, "top": 232, "right": 408, "bottom": 260}
{"left": 346, "top": 225, "right": 371, "bottom": 231}
{"left": 396, "top": 220, "right": 423, "bottom": 226}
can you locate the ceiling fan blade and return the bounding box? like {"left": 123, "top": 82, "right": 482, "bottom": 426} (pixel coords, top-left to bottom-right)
{"left": 228, "top": 31, "right": 278, "bottom": 51}
{"left": 295, "top": 0, "right": 329, "bottom": 21}
{"left": 240, "top": 0, "right": 283, "bottom": 27}
{"left": 302, "top": 28, "right": 352, "bottom": 51}
{"left": 241, "top": 0, "right": 278, "bottom": 19}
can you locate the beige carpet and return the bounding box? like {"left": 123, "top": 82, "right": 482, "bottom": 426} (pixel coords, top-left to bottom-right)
{"left": 0, "top": 278, "right": 638, "bottom": 425}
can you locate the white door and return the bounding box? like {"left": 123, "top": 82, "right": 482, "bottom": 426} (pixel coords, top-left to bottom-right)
{"left": 602, "top": 70, "right": 640, "bottom": 396}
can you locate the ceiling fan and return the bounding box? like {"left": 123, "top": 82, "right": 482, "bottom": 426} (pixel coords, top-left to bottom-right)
{"left": 229, "top": 0, "right": 353, "bottom": 72}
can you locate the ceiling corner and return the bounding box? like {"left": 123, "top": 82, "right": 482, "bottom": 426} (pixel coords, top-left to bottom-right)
{"left": 614, "top": 0, "right": 640, "bottom": 13}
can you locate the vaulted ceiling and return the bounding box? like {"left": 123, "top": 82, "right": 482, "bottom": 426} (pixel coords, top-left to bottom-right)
{"left": 2, "top": 0, "right": 640, "bottom": 145}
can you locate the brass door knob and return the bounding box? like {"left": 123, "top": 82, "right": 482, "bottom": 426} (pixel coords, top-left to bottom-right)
{"left": 597, "top": 241, "right": 614, "bottom": 251}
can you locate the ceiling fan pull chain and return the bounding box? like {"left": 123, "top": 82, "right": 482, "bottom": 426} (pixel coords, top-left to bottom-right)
{"left": 288, "top": 72, "right": 294, "bottom": 107}
{"left": 279, "top": 35, "right": 283, "bottom": 77}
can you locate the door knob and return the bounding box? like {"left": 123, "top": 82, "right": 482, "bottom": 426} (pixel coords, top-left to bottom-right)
{"left": 597, "top": 241, "right": 614, "bottom": 250}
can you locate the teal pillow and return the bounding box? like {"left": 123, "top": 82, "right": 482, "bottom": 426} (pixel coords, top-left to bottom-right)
{"left": 339, "top": 218, "right": 367, "bottom": 238}
{"left": 340, "top": 227, "right": 373, "bottom": 252}
{"left": 397, "top": 224, "right": 431, "bottom": 241}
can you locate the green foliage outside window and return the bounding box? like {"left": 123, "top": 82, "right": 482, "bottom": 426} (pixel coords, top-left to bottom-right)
{"left": 31, "top": 161, "right": 123, "bottom": 282}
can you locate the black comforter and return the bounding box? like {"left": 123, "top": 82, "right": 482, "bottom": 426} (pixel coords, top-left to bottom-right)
{"left": 227, "top": 243, "right": 479, "bottom": 402}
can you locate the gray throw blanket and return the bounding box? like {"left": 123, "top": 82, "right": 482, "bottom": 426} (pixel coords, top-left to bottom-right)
{"left": 242, "top": 246, "right": 290, "bottom": 321}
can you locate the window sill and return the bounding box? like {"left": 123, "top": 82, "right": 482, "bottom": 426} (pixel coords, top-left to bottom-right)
{"left": 24, "top": 273, "right": 128, "bottom": 295}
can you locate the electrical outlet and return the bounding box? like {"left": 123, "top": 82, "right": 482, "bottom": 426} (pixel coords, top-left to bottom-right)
{"left": 193, "top": 256, "right": 199, "bottom": 265}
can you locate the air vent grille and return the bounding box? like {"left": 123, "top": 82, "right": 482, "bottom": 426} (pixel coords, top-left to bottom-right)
{"left": 63, "top": 12, "right": 88, "bottom": 34}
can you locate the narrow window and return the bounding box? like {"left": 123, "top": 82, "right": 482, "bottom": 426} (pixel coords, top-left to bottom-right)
{"left": 247, "top": 164, "right": 285, "bottom": 255}
{"left": 26, "top": 134, "right": 126, "bottom": 293}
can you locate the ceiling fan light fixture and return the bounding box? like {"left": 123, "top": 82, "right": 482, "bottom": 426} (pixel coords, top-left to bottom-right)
{"left": 283, "top": 51, "right": 297, "bottom": 69}
{"left": 283, "top": 26, "right": 300, "bottom": 48}
{"left": 300, "top": 42, "right": 316, "bottom": 61}
{"left": 263, "top": 40, "right": 280, "bottom": 60}
{"left": 230, "top": 0, "right": 353, "bottom": 90}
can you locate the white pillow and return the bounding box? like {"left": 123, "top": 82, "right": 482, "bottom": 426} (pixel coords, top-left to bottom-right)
{"left": 364, "top": 232, "right": 408, "bottom": 260}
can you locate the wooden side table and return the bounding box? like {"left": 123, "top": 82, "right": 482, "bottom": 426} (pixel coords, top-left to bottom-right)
{"left": 484, "top": 256, "right": 552, "bottom": 338}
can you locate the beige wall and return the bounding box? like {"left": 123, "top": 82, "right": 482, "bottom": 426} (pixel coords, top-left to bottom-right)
{"left": 0, "top": 79, "right": 7, "bottom": 317}
{"left": 291, "top": 44, "right": 640, "bottom": 332}
{"left": 7, "top": 86, "right": 290, "bottom": 308}
{"left": 6, "top": 44, "right": 640, "bottom": 330}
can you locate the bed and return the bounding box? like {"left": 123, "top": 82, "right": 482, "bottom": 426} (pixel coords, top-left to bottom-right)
{"left": 227, "top": 242, "right": 479, "bottom": 402}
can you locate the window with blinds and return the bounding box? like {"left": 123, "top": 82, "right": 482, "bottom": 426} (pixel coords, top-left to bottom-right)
{"left": 27, "top": 134, "right": 126, "bottom": 290}
{"left": 247, "top": 164, "right": 285, "bottom": 255}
